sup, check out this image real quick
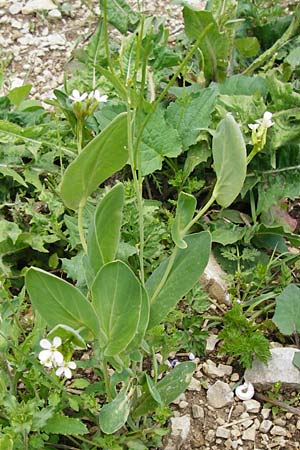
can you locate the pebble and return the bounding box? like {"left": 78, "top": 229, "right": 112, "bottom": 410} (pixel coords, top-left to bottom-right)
{"left": 172, "top": 393, "right": 186, "bottom": 405}
{"left": 179, "top": 401, "right": 189, "bottom": 409}
{"left": 230, "top": 373, "right": 240, "bottom": 382}
{"left": 9, "top": 3, "right": 23, "bottom": 15}
{"left": 244, "top": 399, "right": 261, "bottom": 413}
{"left": 260, "top": 420, "right": 273, "bottom": 433}
{"left": 23, "top": 0, "right": 57, "bottom": 14}
{"left": 206, "top": 334, "right": 219, "bottom": 352}
{"left": 170, "top": 415, "right": 191, "bottom": 441}
{"left": 192, "top": 404, "right": 205, "bottom": 419}
{"left": 261, "top": 408, "right": 271, "bottom": 419}
{"left": 203, "top": 360, "right": 233, "bottom": 378}
{"left": 207, "top": 381, "right": 234, "bottom": 409}
{"left": 296, "top": 419, "right": 300, "bottom": 430}
{"left": 242, "top": 424, "right": 256, "bottom": 441}
{"left": 273, "top": 417, "right": 286, "bottom": 426}
{"left": 48, "top": 8, "right": 62, "bottom": 18}
{"left": 187, "top": 377, "right": 201, "bottom": 392}
{"left": 270, "top": 425, "right": 287, "bottom": 436}
{"left": 216, "top": 427, "right": 230, "bottom": 439}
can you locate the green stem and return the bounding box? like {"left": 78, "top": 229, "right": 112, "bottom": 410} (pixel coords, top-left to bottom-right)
{"left": 103, "top": 0, "right": 116, "bottom": 76}
{"left": 182, "top": 194, "right": 216, "bottom": 235}
{"left": 150, "top": 248, "right": 179, "bottom": 304}
{"left": 77, "top": 120, "right": 83, "bottom": 154}
{"left": 242, "top": 6, "right": 300, "bottom": 75}
{"left": 78, "top": 202, "right": 87, "bottom": 253}
{"left": 102, "top": 358, "right": 112, "bottom": 402}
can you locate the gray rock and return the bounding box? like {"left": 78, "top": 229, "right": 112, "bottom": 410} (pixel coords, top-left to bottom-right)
{"left": 207, "top": 381, "right": 234, "bottom": 408}
{"left": 187, "top": 376, "right": 201, "bottom": 391}
{"left": 9, "top": 3, "right": 23, "bottom": 14}
{"left": 48, "top": 8, "right": 62, "bottom": 18}
{"left": 200, "top": 253, "right": 230, "bottom": 305}
{"left": 216, "top": 427, "right": 230, "bottom": 439}
{"left": 242, "top": 424, "right": 256, "bottom": 441}
{"left": 297, "top": 419, "right": 300, "bottom": 430}
{"left": 203, "top": 360, "right": 232, "bottom": 378}
{"left": 179, "top": 400, "right": 188, "bottom": 409}
{"left": 261, "top": 408, "right": 271, "bottom": 419}
{"left": 192, "top": 404, "right": 205, "bottom": 419}
{"left": 170, "top": 415, "right": 191, "bottom": 441}
{"left": 206, "top": 334, "right": 219, "bottom": 352}
{"left": 270, "top": 425, "right": 287, "bottom": 436}
{"left": 23, "top": 0, "right": 57, "bottom": 14}
{"left": 244, "top": 347, "right": 300, "bottom": 389}
{"left": 243, "top": 399, "right": 261, "bottom": 413}
{"left": 260, "top": 420, "right": 273, "bottom": 433}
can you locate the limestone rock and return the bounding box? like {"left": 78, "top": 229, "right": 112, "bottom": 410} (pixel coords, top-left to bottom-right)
{"left": 207, "top": 381, "right": 234, "bottom": 408}
{"left": 192, "top": 404, "right": 205, "bottom": 419}
{"left": 244, "top": 347, "right": 300, "bottom": 389}
{"left": 200, "top": 253, "right": 230, "bottom": 305}
{"left": 243, "top": 399, "right": 261, "bottom": 414}
{"left": 23, "top": 0, "right": 57, "bottom": 14}
{"left": 216, "top": 427, "right": 230, "bottom": 439}
{"left": 270, "top": 425, "right": 287, "bottom": 436}
{"left": 242, "top": 424, "right": 256, "bottom": 441}
{"left": 170, "top": 415, "right": 191, "bottom": 442}
{"left": 260, "top": 420, "right": 273, "bottom": 433}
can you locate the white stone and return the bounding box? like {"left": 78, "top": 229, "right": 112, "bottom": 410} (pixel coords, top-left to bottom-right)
{"left": 242, "top": 424, "right": 256, "bottom": 441}
{"left": 206, "top": 334, "right": 219, "bottom": 352}
{"left": 192, "top": 404, "right": 205, "bottom": 419}
{"left": 244, "top": 399, "right": 261, "bottom": 414}
{"left": 260, "top": 420, "right": 272, "bottom": 433}
{"left": 216, "top": 427, "right": 230, "bottom": 439}
{"left": 23, "top": 0, "right": 57, "bottom": 14}
{"left": 46, "top": 33, "right": 65, "bottom": 46}
{"left": 231, "top": 373, "right": 240, "bottom": 382}
{"left": 11, "top": 77, "right": 24, "bottom": 89}
{"left": 187, "top": 377, "right": 201, "bottom": 391}
{"left": 48, "top": 8, "right": 62, "bottom": 18}
{"left": 200, "top": 253, "right": 230, "bottom": 305}
{"left": 203, "top": 360, "right": 232, "bottom": 378}
{"left": 179, "top": 401, "right": 188, "bottom": 409}
{"left": 9, "top": 3, "right": 23, "bottom": 15}
{"left": 270, "top": 425, "right": 287, "bottom": 436}
{"left": 207, "top": 381, "right": 234, "bottom": 409}
{"left": 297, "top": 419, "right": 300, "bottom": 430}
{"left": 261, "top": 408, "right": 271, "bottom": 419}
{"left": 170, "top": 415, "right": 190, "bottom": 442}
{"left": 172, "top": 393, "right": 186, "bottom": 405}
{"left": 245, "top": 348, "right": 300, "bottom": 389}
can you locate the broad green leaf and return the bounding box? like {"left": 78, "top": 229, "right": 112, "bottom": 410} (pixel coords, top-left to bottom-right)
{"left": 212, "top": 114, "right": 247, "bottom": 208}
{"left": 91, "top": 261, "right": 144, "bottom": 356}
{"left": 235, "top": 37, "right": 260, "bottom": 58}
{"left": 293, "top": 352, "right": 300, "bottom": 370}
{"left": 125, "top": 288, "right": 149, "bottom": 352}
{"left": 0, "top": 167, "right": 27, "bottom": 187}
{"left": 146, "top": 232, "right": 211, "bottom": 329}
{"left": 47, "top": 324, "right": 86, "bottom": 348}
{"left": 286, "top": 47, "right": 300, "bottom": 69}
{"left": 171, "top": 192, "right": 196, "bottom": 248}
{"left": 183, "top": 139, "right": 211, "bottom": 182}
{"left": 87, "top": 184, "right": 124, "bottom": 282}
{"left": 141, "top": 108, "right": 182, "bottom": 175}
{"left": 26, "top": 267, "right": 100, "bottom": 340}
{"left": 183, "top": 9, "right": 229, "bottom": 82}
{"left": 272, "top": 284, "right": 300, "bottom": 335}
{"left": 166, "top": 88, "right": 217, "bottom": 150}
{"left": 43, "top": 415, "right": 88, "bottom": 435}
{"left": 215, "top": 94, "right": 266, "bottom": 126}
{"left": 99, "top": 0, "right": 140, "bottom": 34}
{"left": 133, "top": 362, "right": 195, "bottom": 418}
{"left": 60, "top": 113, "right": 128, "bottom": 210}
{"left": 146, "top": 374, "right": 163, "bottom": 405}
{"left": 213, "top": 75, "right": 267, "bottom": 96}
{"left": 8, "top": 84, "right": 31, "bottom": 107}
{"left": 0, "top": 219, "right": 22, "bottom": 244}
{"left": 99, "top": 386, "right": 131, "bottom": 434}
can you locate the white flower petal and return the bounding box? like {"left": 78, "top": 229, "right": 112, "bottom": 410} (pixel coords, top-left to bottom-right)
{"left": 64, "top": 368, "right": 72, "bottom": 379}
{"left": 53, "top": 351, "right": 64, "bottom": 365}
{"left": 52, "top": 336, "right": 62, "bottom": 348}
{"left": 39, "top": 349, "right": 51, "bottom": 362}
{"left": 40, "top": 339, "right": 51, "bottom": 349}
{"left": 55, "top": 367, "right": 64, "bottom": 377}
{"left": 263, "top": 111, "right": 273, "bottom": 122}
{"left": 248, "top": 123, "right": 259, "bottom": 130}
{"left": 99, "top": 94, "right": 108, "bottom": 103}
{"left": 68, "top": 361, "right": 76, "bottom": 370}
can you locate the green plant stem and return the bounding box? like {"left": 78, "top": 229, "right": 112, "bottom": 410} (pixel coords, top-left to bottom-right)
{"left": 183, "top": 194, "right": 216, "bottom": 234}
{"left": 150, "top": 247, "right": 179, "bottom": 304}
{"left": 78, "top": 203, "right": 87, "bottom": 253}
{"left": 134, "top": 22, "right": 214, "bottom": 156}
{"left": 102, "top": 358, "right": 112, "bottom": 402}
{"left": 102, "top": 0, "right": 116, "bottom": 77}
{"left": 77, "top": 119, "right": 83, "bottom": 153}
{"left": 251, "top": 302, "right": 274, "bottom": 321}
{"left": 242, "top": 5, "right": 300, "bottom": 75}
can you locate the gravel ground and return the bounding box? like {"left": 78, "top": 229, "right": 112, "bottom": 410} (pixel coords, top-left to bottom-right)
{"left": 1, "top": 1, "right": 300, "bottom": 449}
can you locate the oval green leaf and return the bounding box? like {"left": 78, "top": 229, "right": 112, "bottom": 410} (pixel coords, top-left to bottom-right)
{"left": 133, "top": 362, "right": 195, "bottom": 418}
{"left": 60, "top": 112, "right": 128, "bottom": 210}
{"left": 146, "top": 231, "right": 211, "bottom": 329}
{"left": 99, "top": 386, "right": 131, "bottom": 434}
{"left": 26, "top": 267, "right": 100, "bottom": 340}
{"left": 91, "top": 261, "right": 144, "bottom": 356}
{"left": 272, "top": 284, "right": 300, "bottom": 335}
{"left": 87, "top": 183, "right": 124, "bottom": 283}
{"left": 212, "top": 113, "right": 247, "bottom": 208}
{"left": 171, "top": 192, "right": 196, "bottom": 249}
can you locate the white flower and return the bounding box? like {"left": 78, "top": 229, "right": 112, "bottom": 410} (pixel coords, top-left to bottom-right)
{"left": 55, "top": 361, "right": 76, "bottom": 379}
{"left": 39, "top": 337, "right": 64, "bottom": 368}
{"left": 188, "top": 352, "right": 196, "bottom": 360}
{"left": 248, "top": 111, "right": 274, "bottom": 130}
{"left": 69, "top": 89, "right": 88, "bottom": 102}
{"left": 261, "top": 111, "right": 274, "bottom": 128}
{"left": 235, "top": 381, "right": 255, "bottom": 400}
{"left": 88, "top": 89, "right": 108, "bottom": 103}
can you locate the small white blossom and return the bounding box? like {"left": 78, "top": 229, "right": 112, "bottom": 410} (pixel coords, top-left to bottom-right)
{"left": 235, "top": 381, "right": 255, "bottom": 400}
{"left": 55, "top": 361, "right": 76, "bottom": 379}
{"left": 69, "top": 89, "right": 88, "bottom": 102}
{"left": 88, "top": 89, "right": 108, "bottom": 103}
{"left": 188, "top": 352, "right": 196, "bottom": 361}
{"left": 39, "top": 337, "right": 64, "bottom": 368}
{"left": 248, "top": 111, "right": 274, "bottom": 130}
